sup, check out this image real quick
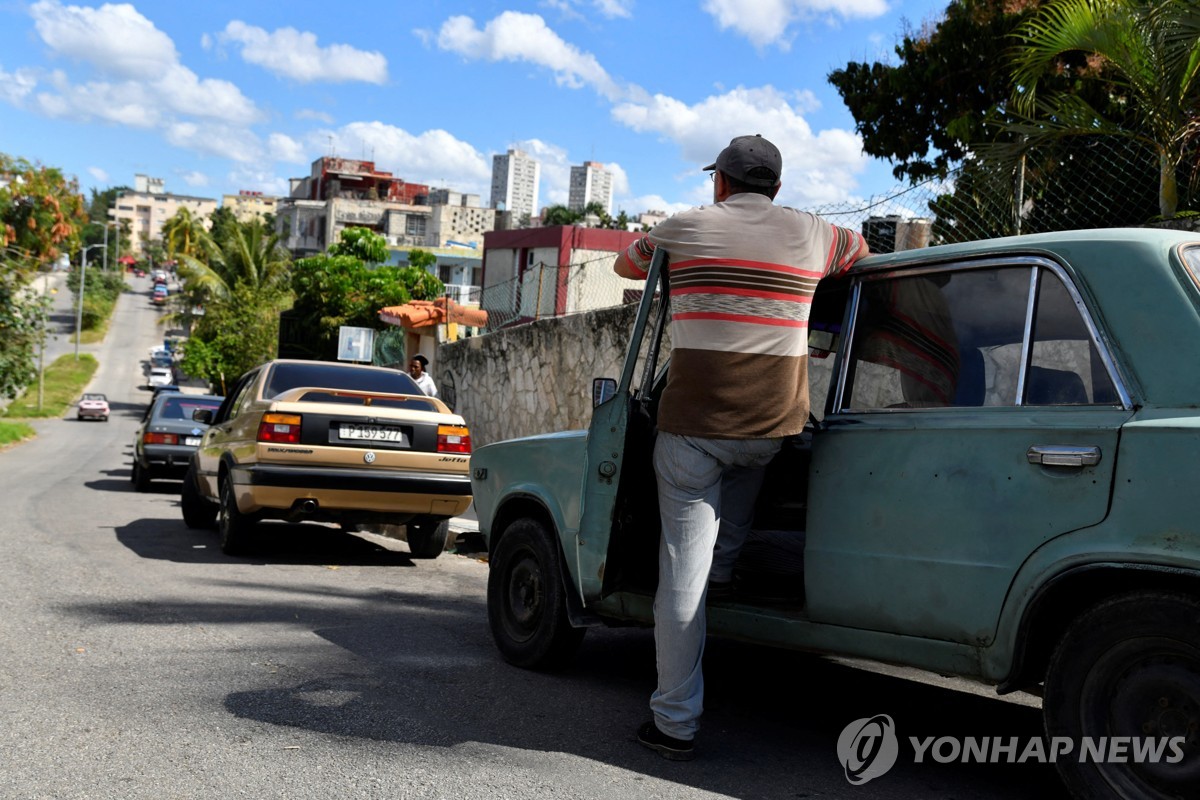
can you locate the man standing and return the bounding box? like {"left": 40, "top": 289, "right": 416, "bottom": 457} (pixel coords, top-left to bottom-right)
{"left": 408, "top": 354, "right": 438, "bottom": 397}
{"left": 612, "top": 134, "right": 869, "bottom": 760}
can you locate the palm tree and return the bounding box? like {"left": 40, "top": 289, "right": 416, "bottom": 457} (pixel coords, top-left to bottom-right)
{"left": 1007, "top": 0, "right": 1200, "bottom": 218}
{"left": 161, "top": 207, "right": 210, "bottom": 259}
{"left": 176, "top": 219, "right": 291, "bottom": 304}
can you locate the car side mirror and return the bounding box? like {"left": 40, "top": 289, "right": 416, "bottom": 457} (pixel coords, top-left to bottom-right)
{"left": 592, "top": 378, "right": 617, "bottom": 407}
{"left": 193, "top": 408, "right": 214, "bottom": 424}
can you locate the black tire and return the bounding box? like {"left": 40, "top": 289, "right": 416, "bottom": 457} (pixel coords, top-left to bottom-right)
{"left": 180, "top": 466, "right": 217, "bottom": 529}
{"left": 406, "top": 518, "right": 450, "bottom": 559}
{"left": 217, "top": 477, "right": 254, "bottom": 556}
{"left": 487, "top": 517, "right": 585, "bottom": 669}
{"left": 1044, "top": 591, "right": 1200, "bottom": 799}
{"left": 132, "top": 460, "right": 151, "bottom": 492}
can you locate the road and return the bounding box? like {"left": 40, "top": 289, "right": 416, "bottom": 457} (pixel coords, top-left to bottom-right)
{"left": 0, "top": 279, "right": 1068, "bottom": 799}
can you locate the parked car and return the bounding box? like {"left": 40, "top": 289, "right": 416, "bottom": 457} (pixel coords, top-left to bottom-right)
{"left": 181, "top": 359, "right": 473, "bottom": 558}
{"left": 131, "top": 391, "right": 224, "bottom": 491}
{"left": 76, "top": 392, "right": 109, "bottom": 421}
{"left": 147, "top": 367, "right": 173, "bottom": 389}
{"left": 470, "top": 227, "right": 1200, "bottom": 799}
{"left": 152, "top": 284, "right": 168, "bottom": 305}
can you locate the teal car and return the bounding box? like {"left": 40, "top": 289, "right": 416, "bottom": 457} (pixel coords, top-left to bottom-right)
{"left": 470, "top": 227, "right": 1200, "bottom": 799}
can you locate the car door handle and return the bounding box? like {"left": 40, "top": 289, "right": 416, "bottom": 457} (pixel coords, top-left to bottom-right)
{"left": 1026, "top": 445, "right": 1102, "bottom": 467}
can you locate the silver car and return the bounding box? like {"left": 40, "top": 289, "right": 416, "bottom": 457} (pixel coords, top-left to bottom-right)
{"left": 132, "top": 391, "right": 224, "bottom": 491}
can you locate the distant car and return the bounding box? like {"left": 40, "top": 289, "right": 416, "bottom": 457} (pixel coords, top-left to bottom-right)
{"left": 150, "top": 352, "right": 173, "bottom": 370}
{"left": 132, "top": 391, "right": 224, "bottom": 491}
{"left": 181, "top": 358, "right": 472, "bottom": 558}
{"left": 76, "top": 392, "right": 109, "bottom": 421}
{"left": 147, "top": 367, "right": 173, "bottom": 389}
{"left": 151, "top": 384, "right": 181, "bottom": 400}
{"left": 152, "top": 285, "right": 168, "bottom": 305}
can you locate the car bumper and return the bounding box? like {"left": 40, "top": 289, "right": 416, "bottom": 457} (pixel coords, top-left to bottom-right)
{"left": 228, "top": 463, "right": 473, "bottom": 518}
{"left": 140, "top": 445, "right": 199, "bottom": 476}
{"left": 78, "top": 410, "right": 108, "bottom": 418}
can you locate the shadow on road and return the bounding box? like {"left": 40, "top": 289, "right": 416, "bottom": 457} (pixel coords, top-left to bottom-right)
{"left": 113, "top": 516, "right": 419, "bottom": 567}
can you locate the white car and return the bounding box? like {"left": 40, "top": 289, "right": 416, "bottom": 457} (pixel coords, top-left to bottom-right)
{"left": 147, "top": 366, "right": 174, "bottom": 389}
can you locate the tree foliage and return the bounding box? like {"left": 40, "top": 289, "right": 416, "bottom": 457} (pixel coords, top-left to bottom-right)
{"left": 1004, "top": 0, "right": 1200, "bottom": 217}
{"left": 174, "top": 219, "right": 292, "bottom": 389}
{"left": 0, "top": 153, "right": 86, "bottom": 269}
{"left": 287, "top": 243, "right": 444, "bottom": 362}
{"left": 161, "top": 206, "right": 209, "bottom": 259}
{"left": 328, "top": 227, "right": 389, "bottom": 264}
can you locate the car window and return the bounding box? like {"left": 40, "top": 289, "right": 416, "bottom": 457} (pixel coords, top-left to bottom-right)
{"left": 158, "top": 396, "right": 223, "bottom": 420}
{"left": 228, "top": 374, "right": 259, "bottom": 420}
{"left": 263, "top": 362, "right": 421, "bottom": 398}
{"left": 839, "top": 264, "right": 1119, "bottom": 411}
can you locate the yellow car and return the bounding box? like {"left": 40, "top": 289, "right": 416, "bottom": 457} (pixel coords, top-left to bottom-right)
{"left": 180, "top": 359, "right": 472, "bottom": 558}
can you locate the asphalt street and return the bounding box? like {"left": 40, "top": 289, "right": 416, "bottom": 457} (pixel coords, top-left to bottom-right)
{"left": 0, "top": 277, "right": 1067, "bottom": 799}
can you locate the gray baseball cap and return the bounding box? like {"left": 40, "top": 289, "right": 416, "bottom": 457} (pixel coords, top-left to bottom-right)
{"left": 704, "top": 134, "right": 782, "bottom": 187}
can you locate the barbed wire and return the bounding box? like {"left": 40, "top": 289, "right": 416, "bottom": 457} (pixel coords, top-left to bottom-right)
{"left": 480, "top": 137, "right": 1192, "bottom": 331}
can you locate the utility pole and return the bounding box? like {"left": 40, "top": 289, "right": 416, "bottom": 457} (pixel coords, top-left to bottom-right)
{"left": 74, "top": 244, "right": 103, "bottom": 360}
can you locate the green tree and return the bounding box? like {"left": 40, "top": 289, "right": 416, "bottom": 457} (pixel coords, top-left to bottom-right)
{"left": 174, "top": 219, "right": 292, "bottom": 388}
{"left": 79, "top": 186, "right": 129, "bottom": 270}
{"left": 1006, "top": 0, "right": 1200, "bottom": 218}
{"left": 287, "top": 251, "right": 444, "bottom": 361}
{"left": 541, "top": 205, "right": 583, "bottom": 226}
{"left": 0, "top": 257, "right": 46, "bottom": 398}
{"left": 207, "top": 206, "right": 239, "bottom": 247}
{"left": 162, "top": 206, "right": 210, "bottom": 260}
{"left": 328, "top": 227, "right": 389, "bottom": 264}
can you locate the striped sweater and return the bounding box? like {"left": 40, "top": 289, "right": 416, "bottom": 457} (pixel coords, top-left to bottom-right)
{"left": 618, "top": 192, "right": 866, "bottom": 438}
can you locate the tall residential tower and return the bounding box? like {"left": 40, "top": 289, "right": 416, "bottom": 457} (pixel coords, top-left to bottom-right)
{"left": 490, "top": 149, "right": 540, "bottom": 222}
{"left": 568, "top": 161, "right": 613, "bottom": 215}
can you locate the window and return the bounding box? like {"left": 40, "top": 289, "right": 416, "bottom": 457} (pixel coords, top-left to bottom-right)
{"left": 840, "top": 264, "right": 1119, "bottom": 411}
{"left": 406, "top": 216, "right": 426, "bottom": 237}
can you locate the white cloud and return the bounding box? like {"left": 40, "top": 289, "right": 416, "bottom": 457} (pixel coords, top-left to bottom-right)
{"left": 0, "top": 66, "right": 39, "bottom": 106}
{"left": 315, "top": 122, "right": 492, "bottom": 194}
{"left": 226, "top": 165, "right": 290, "bottom": 197}
{"left": 612, "top": 85, "right": 868, "bottom": 207}
{"left": 593, "top": 0, "right": 634, "bottom": 18}
{"left": 267, "top": 133, "right": 307, "bottom": 164}
{"left": 165, "top": 122, "right": 262, "bottom": 163}
{"left": 437, "top": 12, "right": 621, "bottom": 100}
{"left": 26, "top": 1, "right": 260, "bottom": 128}
{"left": 702, "top": 0, "right": 889, "bottom": 49}
{"left": 219, "top": 21, "right": 388, "bottom": 84}
{"left": 295, "top": 108, "right": 334, "bottom": 124}
{"left": 87, "top": 166, "right": 109, "bottom": 182}
{"left": 31, "top": 0, "right": 178, "bottom": 79}
{"left": 179, "top": 170, "right": 209, "bottom": 187}
{"left": 510, "top": 138, "right": 572, "bottom": 206}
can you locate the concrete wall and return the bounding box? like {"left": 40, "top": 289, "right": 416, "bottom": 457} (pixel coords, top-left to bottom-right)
{"left": 436, "top": 303, "right": 643, "bottom": 446}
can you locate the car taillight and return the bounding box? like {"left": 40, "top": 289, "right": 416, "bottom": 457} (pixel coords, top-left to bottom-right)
{"left": 143, "top": 432, "right": 179, "bottom": 445}
{"left": 437, "top": 424, "right": 471, "bottom": 453}
{"left": 258, "top": 413, "right": 302, "bottom": 443}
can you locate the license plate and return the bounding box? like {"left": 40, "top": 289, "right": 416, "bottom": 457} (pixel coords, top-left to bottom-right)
{"left": 184, "top": 437, "right": 200, "bottom": 447}
{"left": 338, "top": 423, "right": 407, "bottom": 444}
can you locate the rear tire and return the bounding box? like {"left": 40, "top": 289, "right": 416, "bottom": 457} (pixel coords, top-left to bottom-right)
{"left": 132, "top": 461, "right": 151, "bottom": 492}
{"left": 1044, "top": 591, "right": 1200, "bottom": 799}
{"left": 487, "top": 517, "right": 585, "bottom": 669}
{"left": 180, "top": 466, "right": 217, "bottom": 529}
{"left": 406, "top": 518, "right": 450, "bottom": 559}
{"left": 218, "top": 477, "right": 253, "bottom": 556}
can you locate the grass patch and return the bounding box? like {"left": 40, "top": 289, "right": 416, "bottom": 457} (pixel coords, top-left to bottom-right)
{"left": 2, "top": 354, "right": 99, "bottom": 419}
{"left": 0, "top": 420, "right": 36, "bottom": 448}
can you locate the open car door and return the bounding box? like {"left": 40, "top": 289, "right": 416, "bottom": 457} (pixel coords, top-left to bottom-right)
{"left": 572, "top": 249, "right": 670, "bottom": 604}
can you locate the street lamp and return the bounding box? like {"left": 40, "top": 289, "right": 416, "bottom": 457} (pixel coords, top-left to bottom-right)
{"left": 74, "top": 244, "right": 104, "bottom": 360}
{"left": 102, "top": 221, "right": 119, "bottom": 272}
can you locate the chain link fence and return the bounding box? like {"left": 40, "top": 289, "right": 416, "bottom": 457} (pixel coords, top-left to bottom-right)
{"left": 480, "top": 136, "right": 1197, "bottom": 331}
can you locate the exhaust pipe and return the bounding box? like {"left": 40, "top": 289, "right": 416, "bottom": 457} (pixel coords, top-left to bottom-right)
{"left": 298, "top": 499, "right": 318, "bottom": 513}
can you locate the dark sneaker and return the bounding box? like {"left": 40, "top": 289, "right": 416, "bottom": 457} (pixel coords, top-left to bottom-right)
{"left": 706, "top": 579, "right": 735, "bottom": 602}
{"left": 637, "top": 721, "right": 695, "bottom": 761}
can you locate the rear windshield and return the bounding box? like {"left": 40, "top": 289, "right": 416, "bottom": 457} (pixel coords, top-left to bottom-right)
{"left": 263, "top": 362, "right": 422, "bottom": 399}
{"left": 156, "top": 395, "right": 223, "bottom": 420}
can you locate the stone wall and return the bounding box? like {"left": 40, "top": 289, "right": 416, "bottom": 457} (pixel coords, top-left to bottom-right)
{"left": 436, "top": 303, "right": 643, "bottom": 447}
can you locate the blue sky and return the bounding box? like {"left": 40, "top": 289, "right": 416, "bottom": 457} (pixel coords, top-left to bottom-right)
{"left": 0, "top": 0, "right": 949, "bottom": 217}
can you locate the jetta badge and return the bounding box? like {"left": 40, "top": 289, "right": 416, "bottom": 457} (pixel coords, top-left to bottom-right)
{"left": 363, "top": 451, "right": 376, "bottom": 464}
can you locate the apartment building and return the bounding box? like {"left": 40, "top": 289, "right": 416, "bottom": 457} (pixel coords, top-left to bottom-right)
{"left": 275, "top": 156, "right": 432, "bottom": 257}
{"left": 110, "top": 174, "right": 218, "bottom": 257}
{"left": 490, "top": 149, "right": 539, "bottom": 223}
{"left": 222, "top": 190, "right": 278, "bottom": 224}
{"left": 567, "top": 161, "right": 613, "bottom": 215}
